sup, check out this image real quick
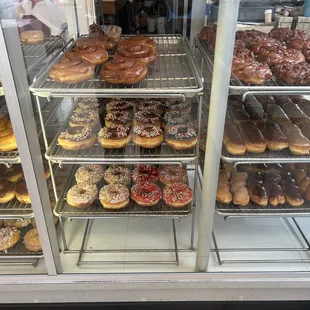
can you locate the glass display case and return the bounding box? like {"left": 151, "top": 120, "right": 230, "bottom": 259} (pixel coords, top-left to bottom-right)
{"left": 1, "top": 0, "right": 310, "bottom": 304}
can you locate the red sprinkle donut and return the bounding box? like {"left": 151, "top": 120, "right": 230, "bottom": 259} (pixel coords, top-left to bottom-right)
{"left": 131, "top": 182, "right": 162, "bottom": 207}
{"left": 159, "top": 165, "right": 187, "bottom": 185}
{"left": 163, "top": 183, "right": 193, "bottom": 208}
{"left": 132, "top": 165, "right": 159, "bottom": 183}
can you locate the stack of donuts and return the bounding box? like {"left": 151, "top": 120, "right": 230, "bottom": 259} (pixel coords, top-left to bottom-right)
{"left": 223, "top": 95, "right": 310, "bottom": 156}
{"left": 58, "top": 98, "right": 198, "bottom": 151}
{"left": 67, "top": 164, "right": 193, "bottom": 210}
{"left": 199, "top": 25, "right": 310, "bottom": 85}
{"left": 49, "top": 23, "right": 159, "bottom": 85}
{"left": 0, "top": 115, "right": 17, "bottom": 152}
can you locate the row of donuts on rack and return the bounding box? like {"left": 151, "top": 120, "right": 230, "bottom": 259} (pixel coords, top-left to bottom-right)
{"left": 199, "top": 26, "right": 310, "bottom": 85}
{"left": 58, "top": 98, "right": 198, "bottom": 151}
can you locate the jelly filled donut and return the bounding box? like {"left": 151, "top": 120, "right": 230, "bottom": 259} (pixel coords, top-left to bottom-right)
{"left": 104, "top": 165, "right": 131, "bottom": 185}
{"left": 99, "top": 184, "right": 130, "bottom": 209}
{"left": 0, "top": 226, "right": 20, "bottom": 251}
{"left": 132, "top": 165, "right": 159, "bottom": 183}
{"left": 165, "top": 125, "right": 198, "bottom": 150}
{"left": 58, "top": 126, "right": 96, "bottom": 150}
{"left": 67, "top": 183, "right": 98, "bottom": 208}
{"left": 163, "top": 183, "right": 193, "bottom": 208}
{"left": 75, "top": 164, "right": 104, "bottom": 185}
{"left": 131, "top": 182, "right": 162, "bottom": 207}
{"left": 159, "top": 165, "right": 187, "bottom": 185}
{"left": 133, "top": 125, "right": 163, "bottom": 148}
{"left": 98, "top": 125, "right": 131, "bottom": 149}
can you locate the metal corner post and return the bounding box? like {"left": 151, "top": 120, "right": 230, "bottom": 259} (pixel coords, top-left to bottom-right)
{"left": 195, "top": 0, "right": 239, "bottom": 272}
{"left": 0, "top": 2, "right": 62, "bottom": 275}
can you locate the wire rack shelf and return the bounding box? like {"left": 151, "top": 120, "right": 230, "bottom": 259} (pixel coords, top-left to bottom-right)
{"left": 30, "top": 35, "right": 203, "bottom": 98}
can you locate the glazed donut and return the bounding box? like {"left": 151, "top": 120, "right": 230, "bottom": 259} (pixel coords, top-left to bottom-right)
{"left": 69, "top": 110, "right": 100, "bottom": 128}
{"left": 98, "top": 125, "right": 131, "bottom": 149}
{"left": 76, "top": 33, "right": 117, "bottom": 50}
{"left": 5, "top": 166, "right": 23, "bottom": 183}
{"left": 114, "top": 44, "right": 157, "bottom": 65}
{"left": 132, "top": 165, "right": 159, "bottom": 183}
{"left": 67, "top": 183, "right": 98, "bottom": 208}
{"left": 75, "top": 164, "right": 104, "bottom": 184}
{"left": 105, "top": 111, "right": 132, "bottom": 128}
{"left": 119, "top": 35, "right": 156, "bottom": 51}
{"left": 0, "top": 180, "right": 15, "bottom": 203}
{"left": 100, "top": 58, "right": 147, "bottom": 85}
{"left": 163, "top": 111, "right": 190, "bottom": 129}
{"left": 0, "top": 114, "right": 9, "bottom": 130}
{"left": 165, "top": 125, "right": 198, "bottom": 150}
{"left": 133, "top": 125, "right": 163, "bottom": 148}
{"left": 163, "top": 183, "right": 193, "bottom": 208}
{"left": 106, "top": 25, "right": 122, "bottom": 42}
{"left": 20, "top": 30, "right": 45, "bottom": 45}
{"left": 134, "top": 110, "right": 161, "bottom": 127}
{"left": 49, "top": 56, "right": 95, "bottom": 84}
{"left": 106, "top": 100, "right": 133, "bottom": 113}
{"left": 0, "top": 227, "right": 20, "bottom": 251}
{"left": 104, "top": 165, "right": 131, "bottom": 185}
{"left": 65, "top": 45, "right": 109, "bottom": 66}
{"left": 58, "top": 126, "right": 96, "bottom": 150}
{"left": 15, "top": 181, "right": 31, "bottom": 204}
{"left": 24, "top": 228, "right": 41, "bottom": 252}
{"left": 99, "top": 184, "right": 130, "bottom": 209}
{"left": 0, "top": 128, "right": 17, "bottom": 152}
{"left": 137, "top": 100, "right": 163, "bottom": 114}
{"left": 159, "top": 165, "right": 187, "bottom": 185}
{"left": 3, "top": 218, "right": 31, "bottom": 229}
{"left": 131, "top": 182, "right": 162, "bottom": 207}
{"left": 164, "top": 100, "right": 191, "bottom": 113}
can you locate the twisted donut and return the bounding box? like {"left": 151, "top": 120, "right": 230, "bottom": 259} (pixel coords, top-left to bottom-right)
{"left": 119, "top": 35, "right": 156, "bottom": 50}
{"left": 100, "top": 58, "right": 147, "bottom": 85}
{"left": 76, "top": 33, "right": 117, "bottom": 50}
{"left": 49, "top": 56, "right": 95, "bottom": 84}
{"left": 115, "top": 44, "right": 157, "bottom": 64}
{"left": 65, "top": 45, "right": 108, "bottom": 65}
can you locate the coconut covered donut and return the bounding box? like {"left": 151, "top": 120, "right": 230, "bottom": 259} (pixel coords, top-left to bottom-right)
{"left": 104, "top": 165, "right": 131, "bottom": 185}
{"left": 75, "top": 165, "right": 104, "bottom": 185}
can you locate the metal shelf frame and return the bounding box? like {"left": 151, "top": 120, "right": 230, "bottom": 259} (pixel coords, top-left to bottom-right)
{"left": 29, "top": 35, "right": 203, "bottom": 98}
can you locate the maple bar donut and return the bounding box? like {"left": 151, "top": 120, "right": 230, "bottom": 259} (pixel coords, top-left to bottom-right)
{"left": 100, "top": 58, "right": 147, "bottom": 85}
{"left": 165, "top": 125, "right": 198, "bottom": 150}
{"left": 67, "top": 183, "right": 98, "bottom": 208}
{"left": 15, "top": 181, "right": 31, "bottom": 204}
{"left": 49, "top": 56, "right": 95, "bottom": 84}
{"left": 76, "top": 33, "right": 117, "bottom": 50}
{"left": 24, "top": 228, "right": 41, "bottom": 252}
{"left": 20, "top": 30, "right": 45, "bottom": 45}
{"left": 58, "top": 126, "right": 96, "bottom": 150}
{"left": 104, "top": 165, "right": 131, "bottom": 185}
{"left": 0, "top": 180, "right": 15, "bottom": 204}
{"left": 163, "top": 183, "right": 193, "bottom": 208}
{"left": 106, "top": 100, "right": 133, "bottom": 113}
{"left": 163, "top": 111, "right": 190, "bottom": 129}
{"left": 99, "top": 184, "right": 130, "bottom": 210}
{"left": 133, "top": 125, "right": 163, "bottom": 148}
{"left": 137, "top": 100, "right": 163, "bottom": 114}
{"left": 132, "top": 165, "right": 159, "bottom": 183}
{"left": 65, "top": 45, "right": 109, "bottom": 66}
{"left": 159, "top": 165, "right": 187, "bottom": 185}
{"left": 119, "top": 35, "right": 156, "bottom": 50}
{"left": 163, "top": 100, "right": 191, "bottom": 113}
{"left": 0, "top": 128, "right": 17, "bottom": 152}
{"left": 0, "top": 227, "right": 20, "bottom": 251}
{"left": 75, "top": 164, "right": 104, "bottom": 185}
{"left": 131, "top": 182, "right": 162, "bottom": 207}
{"left": 69, "top": 109, "right": 100, "bottom": 128}
{"left": 98, "top": 125, "right": 131, "bottom": 149}
{"left": 5, "top": 165, "right": 23, "bottom": 183}
{"left": 105, "top": 111, "right": 132, "bottom": 128}
{"left": 3, "top": 218, "right": 31, "bottom": 229}
{"left": 133, "top": 110, "right": 161, "bottom": 127}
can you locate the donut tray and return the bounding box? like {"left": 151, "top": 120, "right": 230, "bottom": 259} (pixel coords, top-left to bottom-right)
{"left": 54, "top": 165, "right": 193, "bottom": 219}
{"left": 22, "top": 35, "right": 64, "bottom": 74}
{"left": 216, "top": 200, "right": 310, "bottom": 218}
{"left": 195, "top": 37, "right": 310, "bottom": 96}
{"left": 0, "top": 225, "right": 43, "bottom": 262}
{"left": 29, "top": 35, "right": 203, "bottom": 98}
{"left": 0, "top": 198, "right": 33, "bottom": 219}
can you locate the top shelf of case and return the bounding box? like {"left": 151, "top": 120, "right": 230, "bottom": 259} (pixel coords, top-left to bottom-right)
{"left": 29, "top": 35, "right": 203, "bottom": 98}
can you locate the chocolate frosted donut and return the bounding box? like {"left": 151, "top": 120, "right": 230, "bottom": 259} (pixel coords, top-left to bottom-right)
{"left": 163, "top": 111, "right": 190, "bottom": 128}
{"left": 133, "top": 125, "right": 164, "bottom": 148}
{"left": 137, "top": 100, "right": 163, "bottom": 114}
{"left": 134, "top": 110, "right": 161, "bottom": 127}
{"left": 164, "top": 100, "right": 191, "bottom": 113}
{"left": 105, "top": 111, "right": 132, "bottom": 127}
{"left": 106, "top": 100, "right": 133, "bottom": 112}
{"left": 165, "top": 125, "right": 198, "bottom": 150}
{"left": 69, "top": 110, "right": 99, "bottom": 127}
{"left": 98, "top": 125, "right": 131, "bottom": 149}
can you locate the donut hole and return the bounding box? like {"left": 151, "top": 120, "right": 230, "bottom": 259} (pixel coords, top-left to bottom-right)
{"left": 79, "top": 189, "right": 87, "bottom": 195}
{"left": 178, "top": 127, "right": 188, "bottom": 134}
